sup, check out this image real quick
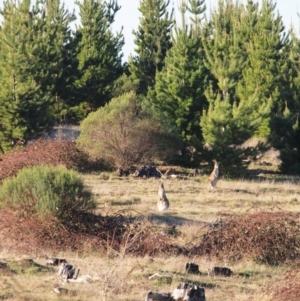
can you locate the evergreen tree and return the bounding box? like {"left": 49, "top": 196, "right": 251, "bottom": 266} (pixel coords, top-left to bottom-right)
{"left": 276, "top": 24, "right": 300, "bottom": 174}
{"left": 236, "top": 0, "right": 290, "bottom": 138}
{"left": 232, "top": 0, "right": 270, "bottom": 139}
{"left": 198, "top": 0, "right": 293, "bottom": 174}
{"left": 31, "top": 0, "right": 76, "bottom": 123}
{"left": 201, "top": 0, "right": 245, "bottom": 99}
{"left": 0, "top": 0, "right": 53, "bottom": 151}
{"left": 290, "top": 27, "right": 300, "bottom": 118}
{"left": 236, "top": 0, "right": 259, "bottom": 49}
{"left": 153, "top": 0, "right": 208, "bottom": 163}
{"left": 129, "top": 0, "right": 174, "bottom": 95}
{"left": 200, "top": 0, "right": 258, "bottom": 173}
{"left": 74, "top": 0, "right": 124, "bottom": 113}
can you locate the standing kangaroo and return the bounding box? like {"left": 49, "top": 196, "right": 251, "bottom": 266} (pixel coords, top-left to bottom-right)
{"left": 208, "top": 161, "right": 219, "bottom": 189}
{"left": 157, "top": 182, "right": 169, "bottom": 211}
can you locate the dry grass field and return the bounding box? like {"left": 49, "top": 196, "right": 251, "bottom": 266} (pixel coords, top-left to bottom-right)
{"left": 1, "top": 166, "right": 300, "bottom": 301}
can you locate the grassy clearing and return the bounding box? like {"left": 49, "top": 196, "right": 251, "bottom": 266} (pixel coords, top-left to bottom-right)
{"left": 84, "top": 172, "right": 300, "bottom": 222}
{"left": 1, "top": 170, "right": 300, "bottom": 300}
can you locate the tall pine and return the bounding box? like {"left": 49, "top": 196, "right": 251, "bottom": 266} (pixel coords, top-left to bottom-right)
{"left": 74, "top": 0, "right": 124, "bottom": 113}
{"left": 200, "top": 0, "right": 256, "bottom": 173}
{"left": 0, "top": 0, "right": 53, "bottom": 151}
{"left": 31, "top": 0, "right": 76, "bottom": 123}
{"left": 236, "top": 0, "right": 290, "bottom": 138}
{"left": 129, "top": 0, "right": 174, "bottom": 96}
{"left": 153, "top": 0, "right": 208, "bottom": 163}
{"left": 277, "top": 23, "right": 300, "bottom": 173}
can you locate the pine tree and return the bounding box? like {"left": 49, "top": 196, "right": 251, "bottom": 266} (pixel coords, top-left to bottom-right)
{"left": 290, "top": 28, "right": 300, "bottom": 116}
{"left": 200, "top": 0, "right": 244, "bottom": 125}
{"left": 153, "top": 0, "right": 208, "bottom": 163}
{"left": 201, "top": 0, "right": 245, "bottom": 99}
{"left": 129, "top": 0, "right": 174, "bottom": 95}
{"left": 236, "top": 0, "right": 290, "bottom": 138}
{"left": 276, "top": 25, "right": 300, "bottom": 173}
{"left": 0, "top": 0, "right": 53, "bottom": 151}
{"left": 0, "top": 0, "right": 27, "bottom": 150}
{"left": 200, "top": 0, "right": 257, "bottom": 173}
{"left": 74, "top": 0, "right": 124, "bottom": 112}
{"left": 31, "top": 0, "right": 76, "bottom": 123}
{"left": 199, "top": 0, "right": 294, "bottom": 174}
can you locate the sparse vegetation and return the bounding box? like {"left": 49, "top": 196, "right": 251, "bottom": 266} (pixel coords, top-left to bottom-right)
{"left": 0, "top": 0, "right": 300, "bottom": 298}
{"left": 0, "top": 168, "right": 300, "bottom": 301}
{"left": 0, "top": 164, "right": 300, "bottom": 300}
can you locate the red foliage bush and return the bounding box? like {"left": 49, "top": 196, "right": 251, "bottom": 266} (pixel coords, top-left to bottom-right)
{"left": 0, "top": 139, "right": 106, "bottom": 181}
{"left": 0, "top": 208, "right": 185, "bottom": 256}
{"left": 191, "top": 212, "right": 300, "bottom": 265}
{"left": 0, "top": 208, "right": 128, "bottom": 254}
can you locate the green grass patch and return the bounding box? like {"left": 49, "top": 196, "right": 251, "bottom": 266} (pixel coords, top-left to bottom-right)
{"left": 6, "top": 259, "right": 54, "bottom": 275}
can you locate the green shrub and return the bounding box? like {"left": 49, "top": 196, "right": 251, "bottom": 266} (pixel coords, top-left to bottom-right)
{"left": 0, "top": 165, "right": 96, "bottom": 220}
{"left": 77, "top": 91, "right": 182, "bottom": 171}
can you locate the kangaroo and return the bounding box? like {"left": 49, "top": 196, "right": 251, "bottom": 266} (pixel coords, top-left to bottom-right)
{"left": 157, "top": 182, "right": 169, "bottom": 211}
{"left": 208, "top": 161, "right": 219, "bottom": 189}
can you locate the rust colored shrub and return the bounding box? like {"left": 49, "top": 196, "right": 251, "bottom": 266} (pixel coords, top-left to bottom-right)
{"left": 0, "top": 207, "right": 186, "bottom": 256}
{"left": 191, "top": 212, "right": 300, "bottom": 265}
{"left": 0, "top": 139, "right": 106, "bottom": 181}
{"left": 0, "top": 208, "right": 130, "bottom": 254}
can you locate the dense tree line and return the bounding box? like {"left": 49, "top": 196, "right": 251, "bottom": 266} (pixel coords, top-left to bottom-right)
{"left": 0, "top": 0, "right": 300, "bottom": 174}
{"left": 0, "top": 0, "right": 123, "bottom": 151}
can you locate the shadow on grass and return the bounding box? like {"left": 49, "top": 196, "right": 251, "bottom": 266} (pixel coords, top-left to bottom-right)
{"left": 178, "top": 277, "right": 217, "bottom": 289}
{"left": 147, "top": 213, "right": 207, "bottom": 226}
{"left": 241, "top": 169, "right": 300, "bottom": 184}
{"left": 3, "top": 259, "right": 54, "bottom": 275}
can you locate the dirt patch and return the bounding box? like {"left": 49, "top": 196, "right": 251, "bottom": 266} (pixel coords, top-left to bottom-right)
{"left": 266, "top": 270, "right": 300, "bottom": 301}
{"left": 241, "top": 138, "right": 281, "bottom": 168}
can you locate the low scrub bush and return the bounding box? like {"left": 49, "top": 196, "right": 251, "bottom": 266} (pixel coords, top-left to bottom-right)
{"left": 0, "top": 165, "right": 96, "bottom": 221}
{"left": 191, "top": 212, "right": 300, "bottom": 265}
{"left": 0, "top": 139, "right": 107, "bottom": 181}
